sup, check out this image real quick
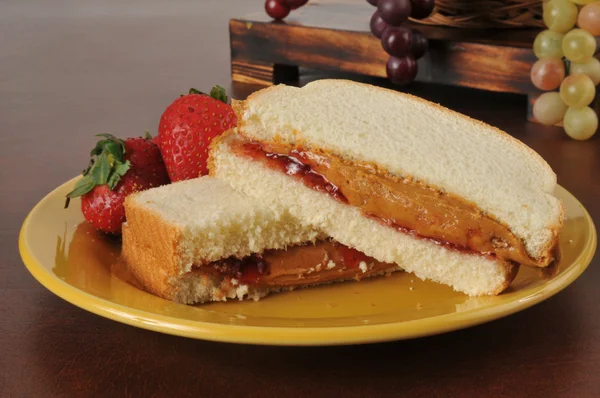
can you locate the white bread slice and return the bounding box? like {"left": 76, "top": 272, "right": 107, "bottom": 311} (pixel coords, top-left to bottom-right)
{"left": 122, "top": 223, "right": 270, "bottom": 304}
{"left": 209, "top": 134, "right": 519, "bottom": 296}
{"left": 123, "top": 223, "right": 400, "bottom": 304}
{"left": 122, "top": 178, "right": 402, "bottom": 304}
{"left": 233, "top": 79, "right": 563, "bottom": 263}
{"left": 124, "top": 177, "right": 321, "bottom": 276}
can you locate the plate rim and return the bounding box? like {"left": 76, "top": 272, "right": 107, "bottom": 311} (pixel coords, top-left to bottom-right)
{"left": 18, "top": 177, "right": 598, "bottom": 346}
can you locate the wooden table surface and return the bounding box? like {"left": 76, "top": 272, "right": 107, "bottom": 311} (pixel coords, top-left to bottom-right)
{"left": 2, "top": 1, "right": 599, "bottom": 397}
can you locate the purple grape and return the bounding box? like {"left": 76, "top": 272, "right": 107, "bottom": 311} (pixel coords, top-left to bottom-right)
{"left": 387, "top": 55, "right": 418, "bottom": 84}
{"left": 283, "top": 0, "right": 309, "bottom": 9}
{"left": 367, "top": 0, "right": 379, "bottom": 5}
{"left": 410, "top": 0, "right": 435, "bottom": 19}
{"left": 411, "top": 29, "right": 428, "bottom": 59}
{"left": 265, "top": 0, "right": 290, "bottom": 20}
{"left": 370, "top": 11, "right": 388, "bottom": 38}
{"left": 378, "top": 0, "right": 412, "bottom": 26}
{"left": 381, "top": 26, "right": 413, "bottom": 57}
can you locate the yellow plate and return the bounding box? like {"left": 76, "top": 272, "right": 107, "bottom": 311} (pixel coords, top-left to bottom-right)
{"left": 19, "top": 178, "right": 596, "bottom": 346}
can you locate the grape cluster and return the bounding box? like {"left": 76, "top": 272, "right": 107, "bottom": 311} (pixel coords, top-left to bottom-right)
{"left": 532, "top": 0, "right": 600, "bottom": 141}
{"left": 368, "top": 0, "right": 435, "bottom": 84}
{"left": 265, "top": 0, "right": 309, "bottom": 20}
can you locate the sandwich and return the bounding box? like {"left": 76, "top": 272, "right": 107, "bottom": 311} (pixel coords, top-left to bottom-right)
{"left": 208, "top": 79, "right": 564, "bottom": 296}
{"left": 122, "top": 177, "right": 401, "bottom": 304}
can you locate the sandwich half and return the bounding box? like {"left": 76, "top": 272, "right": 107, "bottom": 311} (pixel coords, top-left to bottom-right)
{"left": 209, "top": 79, "right": 563, "bottom": 295}
{"left": 122, "top": 177, "right": 401, "bottom": 304}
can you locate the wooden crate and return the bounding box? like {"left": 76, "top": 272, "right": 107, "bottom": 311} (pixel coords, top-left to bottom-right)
{"left": 229, "top": 0, "right": 598, "bottom": 122}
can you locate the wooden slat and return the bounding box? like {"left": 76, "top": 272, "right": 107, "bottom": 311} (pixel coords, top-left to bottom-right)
{"left": 231, "top": 60, "right": 275, "bottom": 86}
{"left": 230, "top": 19, "right": 537, "bottom": 93}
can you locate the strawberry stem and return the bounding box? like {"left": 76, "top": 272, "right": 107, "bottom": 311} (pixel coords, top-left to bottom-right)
{"left": 188, "top": 88, "right": 205, "bottom": 95}
{"left": 209, "top": 85, "right": 228, "bottom": 104}
{"left": 64, "top": 133, "right": 131, "bottom": 207}
{"left": 188, "top": 85, "right": 229, "bottom": 104}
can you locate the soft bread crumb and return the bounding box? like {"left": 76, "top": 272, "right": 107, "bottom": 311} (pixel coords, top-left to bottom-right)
{"left": 359, "top": 261, "right": 368, "bottom": 273}
{"left": 235, "top": 284, "right": 249, "bottom": 300}
{"left": 124, "top": 177, "right": 321, "bottom": 274}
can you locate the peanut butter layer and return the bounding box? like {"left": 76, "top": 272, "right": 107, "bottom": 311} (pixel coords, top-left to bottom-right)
{"left": 196, "top": 240, "right": 399, "bottom": 287}
{"left": 233, "top": 138, "right": 550, "bottom": 267}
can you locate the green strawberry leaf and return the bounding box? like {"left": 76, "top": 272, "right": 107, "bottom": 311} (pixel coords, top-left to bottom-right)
{"left": 103, "top": 141, "right": 124, "bottom": 161}
{"left": 107, "top": 174, "right": 120, "bottom": 190}
{"left": 90, "top": 139, "right": 109, "bottom": 156}
{"left": 114, "top": 160, "right": 130, "bottom": 175}
{"left": 82, "top": 158, "right": 95, "bottom": 175}
{"left": 107, "top": 160, "right": 131, "bottom": 189}
{"left": 91, "top": 135, "right": 126, "bottom": 156}
{"left": 66, "top": 133, "right": 131, "bottom": 208}
{"left": 188, "top": 88, "right": 205, "bottom": 95}
{"left": 95, "top": 133, "right": 127, "bottom": 154}
{"left": 187, "top": 86, "right": 229, "bottom": 104}
{"left": 92, "top": 152, "right": 110, "bottom": 185}
{"left": 144, "top": 130, "right": 153, "bottom": 140}
{"left": 67, "top": 175, "right": 95, "bottom": 197}
{"left": 64, "top": 175, "right": 95, "bottom": 208}
{"left": 209, "top": 85, "right": 228, "bottom": 104}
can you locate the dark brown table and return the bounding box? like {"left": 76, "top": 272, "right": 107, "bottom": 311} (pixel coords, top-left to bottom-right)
{"left": 2, "top": 1, "right": 599, "bottom": 397}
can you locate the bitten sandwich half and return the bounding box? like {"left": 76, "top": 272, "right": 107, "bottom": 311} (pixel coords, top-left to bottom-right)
{"left": 122, "top": 177, "right": 401, "bottom": 304}
{"left": 209, "top": 79, "right": 563, "bottom": 296}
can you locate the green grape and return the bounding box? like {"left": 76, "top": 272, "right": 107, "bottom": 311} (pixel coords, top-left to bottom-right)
{"left": 564, "top": 107, "right": 598, "bottom": 140}
{"left": 533, "top": 30, "right": 565, "bottom": 59}
{"left": 562, "top": 29, "right": 597, "bottom": 63}
{"left": 543, "top": 0, "right": 578, "bottom": 33}
{"left": 560, "top": 74, "right": 596, "bottom": 108}
{"left": 570, "top": 57, "right": 600, "bottom": 86}
{"left": 533, "top": 92, "right": 568, "bottom": 126}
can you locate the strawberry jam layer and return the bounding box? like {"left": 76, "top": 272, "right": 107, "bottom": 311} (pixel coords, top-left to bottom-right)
{"left": 241, "top": 142, "right": 348, "bottom": 203}
{"left": 194, "top": 240, "right": 398, "bottom": 287}
{"left": 233, "top": 138, "right": 545, "bottom": 267}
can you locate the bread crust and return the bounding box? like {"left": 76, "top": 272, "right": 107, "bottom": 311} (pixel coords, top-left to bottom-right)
{"left": 122, "top": 224, "right": 175, "bottom": 300}
{"left": 491, "top": 262, "right": 520, "bottom": 295}
{"left": 207, "top": 128, "right": 237, "bottom": 179}
{"left": 122, "top": 197, "right": 184, "bottom": 300}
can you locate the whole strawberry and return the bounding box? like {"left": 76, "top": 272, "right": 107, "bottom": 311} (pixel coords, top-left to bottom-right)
{"left": 156, "top": 85, "right": 237, "bottom": 181}
{"left": 65, "top": 134, "right": 170, "bottom": 234}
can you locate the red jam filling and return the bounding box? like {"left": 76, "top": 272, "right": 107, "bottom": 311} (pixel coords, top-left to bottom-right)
{"left": 212, "top": 255, "right": 267, "bottom": 285}
{"left": 240, "top": 142, "right": 347, "bottom": 203}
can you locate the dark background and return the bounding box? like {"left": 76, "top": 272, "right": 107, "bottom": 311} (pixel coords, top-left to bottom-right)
{"left": 1, "top": 1, "right": 599, "bottom": 396}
